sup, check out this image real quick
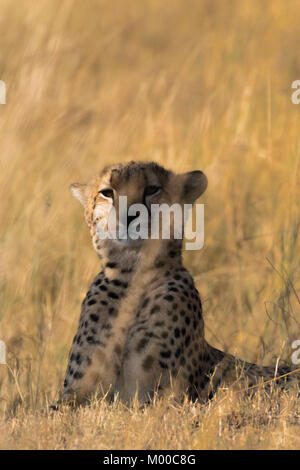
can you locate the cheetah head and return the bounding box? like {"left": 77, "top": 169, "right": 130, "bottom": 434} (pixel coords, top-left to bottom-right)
{"left": 70, "top": 161, "right": 207, "bottom": 257}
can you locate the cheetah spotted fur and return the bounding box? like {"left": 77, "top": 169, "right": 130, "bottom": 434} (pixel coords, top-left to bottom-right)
{"left": 59, "top": 161, "right": 300, "bottom": 405}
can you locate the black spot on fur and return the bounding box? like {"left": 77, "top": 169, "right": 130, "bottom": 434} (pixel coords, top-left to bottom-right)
{"left": 73, "top": 371, "right": 84, "bottom": 380}
{"left": 90, "top": 313, "right": 99, "bottom": 322}
{"left": 142, "top": 355, "right": 154, "bottom": 371}
{"left": 108, "top": 291, "right": 119, "bottom": 299}
{"left": 159, "top": 361, "right": 168, "bottom": 369}
{"left": 109, "top": 307, "right": 117, "bottom": 316}
{"left": 87, "top": 336, "right": 98, "bottom": 344}
{"left": 76, "top": 353, "right": 82, "bottom": 365}
{"left": 106, "top": 262, "right": 117, "bottom": 269}
{"left": 150, "top": 305, "right": 160, "bottom": 315}
{"left": 136, "top": 338, "right": 149, "bottom": 352}
{"left": 121, "top": 268, "right": 133, "bottom": 274}
{"left": 175, "top": 348, "right": 181, "bottom": 358}
{"left": 160, "top": 350, "right": 171, "bottom": 359}
{"left": 174, "top": 328, "right": 180, "bottom": 338}
{"left": 169, "top": 287, "right": 178, "bottom": 293}
{"left": 142, "top": 298, "right": 150, "bottom": 309}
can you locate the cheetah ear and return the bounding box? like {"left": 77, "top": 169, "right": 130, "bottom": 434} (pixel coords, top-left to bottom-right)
{"left": 182, "top": 170, "right": 208, "bottom": 203}
{"left": 70, "top": 182, "right": 88, "bottom": 207}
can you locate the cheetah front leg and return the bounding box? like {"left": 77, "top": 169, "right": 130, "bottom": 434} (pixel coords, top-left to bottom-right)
{"left": 58, "top": 247, "right": 159, "bottom": 406}
{"left": 56, "top": 272, "right": 122, "bottom": 406}
{"left": 60, "top": 340, "right": 114, "bottom": 405}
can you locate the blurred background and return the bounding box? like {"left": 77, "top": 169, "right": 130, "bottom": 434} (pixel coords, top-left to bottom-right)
{"left": 0, "top": 0, "right": 300, "bottom": 412}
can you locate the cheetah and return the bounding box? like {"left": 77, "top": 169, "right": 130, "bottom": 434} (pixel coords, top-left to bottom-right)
{"left": 60, "top": 161, "right": 300, "bottom": 405}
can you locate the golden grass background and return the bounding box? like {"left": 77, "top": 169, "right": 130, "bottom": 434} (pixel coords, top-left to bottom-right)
{"left": 0, "top": 0, "right": 300, "bottom": 449}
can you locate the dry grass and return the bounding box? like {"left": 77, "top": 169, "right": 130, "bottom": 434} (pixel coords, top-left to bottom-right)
{"left": 0, "top": 0, "right": 300, "bottom": 449}
{"left": 1, "top": 388, "right": 300, "bottom": 450}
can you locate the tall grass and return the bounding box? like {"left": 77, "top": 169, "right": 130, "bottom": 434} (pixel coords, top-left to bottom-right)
{"left": 0, "top": 0, "right": 300, "bottom": 448}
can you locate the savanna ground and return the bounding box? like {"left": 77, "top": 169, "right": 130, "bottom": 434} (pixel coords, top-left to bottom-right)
{"left": 0, "top": 0, "right": 300, "bottom": 450}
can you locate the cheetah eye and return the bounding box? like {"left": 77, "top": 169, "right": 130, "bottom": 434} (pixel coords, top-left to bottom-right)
{"left": 144, "top": 185, "right": 161, "bottom": 198}
{"left": 99, "top": 188, "right": 114, "bottom": 200}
